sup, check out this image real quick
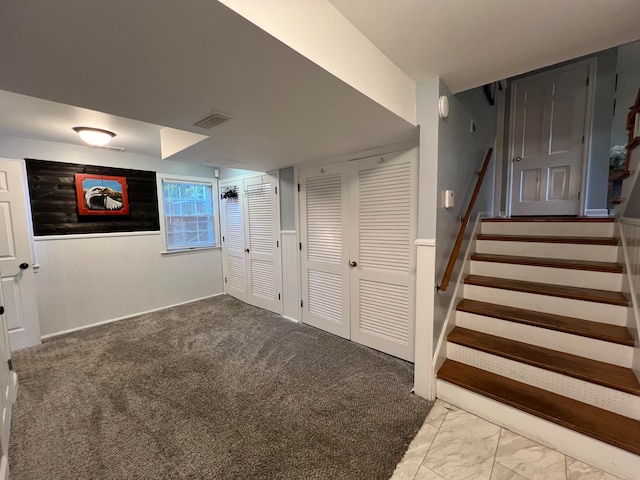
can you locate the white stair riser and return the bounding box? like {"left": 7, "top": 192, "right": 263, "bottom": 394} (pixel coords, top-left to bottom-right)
{"left": 456, "top": 311, "right": 633, "bottom": 368}
{"left": 447, "top": 343, "right": 640, "bottom": 419}
{"left": 470, "top": 261, "right": 622, "bottom": 291}
{"left": 475, "top": 240, "right": 618, "bottom": 262}
{"left": 436, "top": 381, "right": 640, "bottom": 480}
{"left": 464, "top": 284, "right": 627, "bottom": 326}
{"left": 480, "top": 222, "right": 614, "bottom": 237}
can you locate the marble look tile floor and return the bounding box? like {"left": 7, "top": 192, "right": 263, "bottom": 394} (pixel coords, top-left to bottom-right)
{"left": 390, "top": 400, "right": 622, "bottom": 480}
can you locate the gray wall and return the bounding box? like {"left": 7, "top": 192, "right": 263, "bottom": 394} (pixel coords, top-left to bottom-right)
{"left": 416, "top": 77, "right": 441, "bottom": 240}
{"left": 499, "top": 48, "right": 618, "bottom": 212}
{"left": 611, "top": 40, "right": 640, "bottom": 148}
{"left": 433, "top": 84, "right": 496, "bottom": 347}
{"left": 279, "top": 167, "right": 295, "bottom": 231}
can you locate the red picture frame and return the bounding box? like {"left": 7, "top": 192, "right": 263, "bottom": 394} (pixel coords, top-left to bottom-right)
{"left": 75, "top": 174, "right": 130, "bottom": 216}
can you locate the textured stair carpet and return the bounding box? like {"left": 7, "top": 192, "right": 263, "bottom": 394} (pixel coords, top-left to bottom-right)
{"left": 9, "top": 295, "right": 430, "bottom": 480}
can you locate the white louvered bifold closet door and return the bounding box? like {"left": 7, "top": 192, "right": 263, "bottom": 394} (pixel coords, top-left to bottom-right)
{"left": 244, "top": 174, "right": 281, "bottom": 314}
{"left": 220, "top": 180, "right": 248, "bottom": 302}
{"left": 349, "top": 150, "right": 417, "bottom": 361}
{"left": 299, "top": 164, "right": 350, "bottom": 338}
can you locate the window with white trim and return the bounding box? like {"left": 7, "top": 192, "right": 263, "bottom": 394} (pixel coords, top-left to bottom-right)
{"left": 162, "top": 179, "right": 216, "bottom": 250}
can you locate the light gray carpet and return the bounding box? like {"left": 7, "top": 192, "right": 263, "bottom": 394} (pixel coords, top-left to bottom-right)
{"left": 9, "top": 295, "right": 431, "bottom": 480}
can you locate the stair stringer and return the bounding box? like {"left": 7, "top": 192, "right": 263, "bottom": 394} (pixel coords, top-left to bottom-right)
{"left": 617, "top": 218, "right": 640, "bottom": 384}
{"left": 432, "top": 212, "right": 487, "bottom": 391}
{"left": 437, "top": 379, "right": 640, "bottom": 480}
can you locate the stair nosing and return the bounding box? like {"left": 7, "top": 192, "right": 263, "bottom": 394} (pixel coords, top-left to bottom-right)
{"left": 481, "top": 217, "right": 614, "bottom": 223}
{"left": 470, "top": 253, "right": 623, "bottom": 273}
{"left": 448, "top": 327, "right": 640, "bottom": 395}
{"left": 464, "top": 275, "right": 629, "bottom": 306}
{"left": 437, "top": 360, "right": 640, "bottom": 456}
{"left": 476, "top": 234, "right": 619, "bottom": 245}
{"left": 456, "top": 299, "right": 635, "bottom": 347}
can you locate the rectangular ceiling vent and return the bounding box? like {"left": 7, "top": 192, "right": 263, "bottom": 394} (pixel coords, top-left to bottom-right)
{"left": 89, "top": 145, "right": 126, "bottom": 152}
{"left": 193, "top": 111, "right": 234, "bottom": 129}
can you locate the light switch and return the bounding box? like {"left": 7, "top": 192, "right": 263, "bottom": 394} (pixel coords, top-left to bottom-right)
{"left": 444, "top": 190, "right": 455, "bottom": 208}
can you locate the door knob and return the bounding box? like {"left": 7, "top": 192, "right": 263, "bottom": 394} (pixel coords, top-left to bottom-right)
{"left": 349, "top": 261, "right": 357, "bottom": 267}
{"left": 514, "top": 156, "right": 522, "bottom": 162}
{"left": 19, "top": 263, "right": 29, "bottom": 270}
{"left": 245, "top": 248, "right": 250, "bottom": 253}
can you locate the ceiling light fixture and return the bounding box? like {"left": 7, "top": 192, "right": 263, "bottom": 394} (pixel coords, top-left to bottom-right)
{"left": 73, "top": 126, "right": 116, "bottom": 146}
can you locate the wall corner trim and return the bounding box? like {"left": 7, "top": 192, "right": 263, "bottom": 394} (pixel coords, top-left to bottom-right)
{"left": 415, "top": 238, "right": 436, "bottom": 247}
{"left": 585, "top": 209, "right": 610, "bottom": 217}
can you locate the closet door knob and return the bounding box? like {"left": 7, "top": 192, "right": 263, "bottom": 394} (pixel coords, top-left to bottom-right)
{"left": 19, "top": 263, "right": 29, "bottom": 270}
{"left": 349, "top": 261, "right": 357, "bottom": 267}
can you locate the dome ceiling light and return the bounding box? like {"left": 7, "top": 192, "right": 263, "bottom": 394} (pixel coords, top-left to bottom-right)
{"left": 72, "top": 127, "right": 116, "bottom": 146}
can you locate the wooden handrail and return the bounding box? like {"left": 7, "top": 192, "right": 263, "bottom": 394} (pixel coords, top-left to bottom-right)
{"left": 438, "top": 147, "right": 493, "bottom": 292}
{"left": 625, "top": 86, "right": 640, "bottom": 170}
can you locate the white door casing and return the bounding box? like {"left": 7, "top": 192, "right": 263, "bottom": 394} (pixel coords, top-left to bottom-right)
{"left": 220, "top": 180, "right": 248, "bottom": 303}
{"left": 349, "top": 152, "right": 417, "bottom": 361}
{"left": 299, "top": 163, "right": 350, "bottom": 338}
{"left": 299, "top": 149, "right": 417, "bottom": 361}
{"left": 0, "top": 281, "right": 12, "bottom": 464}
{"left": 509, "top": 61, "right": 592, "bottom": 216}
{"left": 244, "top": 174, "right": 281, "bottom": 313}
{"left": 0, "top": 158, "right": 40, "bottom": 350}
{"left": 220, "top": 174, "right": 281, "bottom": 314}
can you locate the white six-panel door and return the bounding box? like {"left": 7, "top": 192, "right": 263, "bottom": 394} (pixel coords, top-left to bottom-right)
{"left": 510, "top": 62, "right": 590, "bottom": 216}
{"left": 0, "top": 158, "right": 40, "bottom": 350}
{"left": 220, "top": 174, "right": 281, "bottom": 314}
{"left": 299, "top": 149, "right": 417, "bottom": 361}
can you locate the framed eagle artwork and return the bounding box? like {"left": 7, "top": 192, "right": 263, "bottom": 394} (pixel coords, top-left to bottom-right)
{"left": 74, "top": 173, "right": 130, "bottom": 216}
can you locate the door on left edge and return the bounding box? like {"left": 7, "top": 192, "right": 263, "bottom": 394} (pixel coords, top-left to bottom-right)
{"left": 0, "top": 158, "right": 41, "bottom": 350}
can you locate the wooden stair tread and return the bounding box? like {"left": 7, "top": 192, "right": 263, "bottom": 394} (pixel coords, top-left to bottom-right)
{"left": 470, "top": 253, "right": 623, "bottom": 273}
{"left": 448, "top": 327, "right": 640, "bottom": 395}
{"left": 464, "top": 275, "right": 629, "bottom": 306}
{"left": 482, "top": 216, "right": 614, "bottom": 222}
{"left": 456, "top": 299, "right": 635, "bottom": 346}
{"left": 437, "top": 360, "right": 640, "bottom": 456}
{"left": 476, "top": 234, "right": 618, "bottom": 245}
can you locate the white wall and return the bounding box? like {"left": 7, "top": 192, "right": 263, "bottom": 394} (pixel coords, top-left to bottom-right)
{"left": 0, "top": 137, "right": 223, "bottom": 337}
{"left": 218, "top": 0, "right": 416, "bottom": 125}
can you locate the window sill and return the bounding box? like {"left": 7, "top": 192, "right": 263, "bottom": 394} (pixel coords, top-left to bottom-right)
{"left": 161, "top": 246, "right": 221, "bottom": 256}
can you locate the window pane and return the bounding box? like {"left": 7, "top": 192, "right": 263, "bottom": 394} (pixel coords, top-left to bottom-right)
{"left": 163, "top": 181, "right": 215, "bottom": 249}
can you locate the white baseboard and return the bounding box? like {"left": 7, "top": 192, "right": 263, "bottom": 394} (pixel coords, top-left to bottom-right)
{"left": 585, "top": 209, "right": 610, "bottom": 217}
{"left": 437, "top": 380, "right": 640, "bottom": 480}
{"left": 0, "top": 454, "right": 7, "bottom": 480}
{"left": 10, "top": 372, "right": 17, "bottom": 403}
{"left": 40, "top": 293, "right": 224, "bottom": 340}
{"left": 282, "top": 315, "right": 299, "bottom": 323}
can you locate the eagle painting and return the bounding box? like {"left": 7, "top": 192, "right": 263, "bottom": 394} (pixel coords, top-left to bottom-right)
{"left": 84, "top": 186, "right": 124, "bottom": 211}
{"left": 75, "top": 174, "right": 129, "bottom": 216}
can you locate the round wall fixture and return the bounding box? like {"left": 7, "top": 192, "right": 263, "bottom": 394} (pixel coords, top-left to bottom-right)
{"left": 438, "top": 95, "right": 449, "bottom": 119}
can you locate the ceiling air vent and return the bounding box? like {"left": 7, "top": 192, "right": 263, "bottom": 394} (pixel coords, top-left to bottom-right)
{"left": 193, "top": 111, "right": 234, "bottom": 130}
{"left": 89, "top": 145, "right": 126, "bottom": 152}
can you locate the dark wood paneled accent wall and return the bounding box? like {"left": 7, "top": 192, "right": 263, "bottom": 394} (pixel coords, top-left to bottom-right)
{"left": 26, "top": 159, "right": 160, "bottom": 236}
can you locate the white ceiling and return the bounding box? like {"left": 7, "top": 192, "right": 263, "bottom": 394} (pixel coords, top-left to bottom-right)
{"left": 0, "top": 90, "right": 163, "bottom": 157}
{"left": 0, "top": 1, "right": 417, "bottom": 171}
{"left": 328, "top": 0, "right": 640, "bottom": 92}
{"left": 1, "top": 1, "right": 639, "bottom": 171}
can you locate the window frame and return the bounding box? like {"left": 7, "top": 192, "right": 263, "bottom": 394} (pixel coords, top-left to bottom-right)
{"left": 157, "top": 173, "right": 219, "bottom": 254}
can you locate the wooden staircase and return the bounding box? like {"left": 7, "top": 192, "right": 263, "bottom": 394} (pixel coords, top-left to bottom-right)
{"left": 436, "top": 217, "right": 640, "bottom": 478}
